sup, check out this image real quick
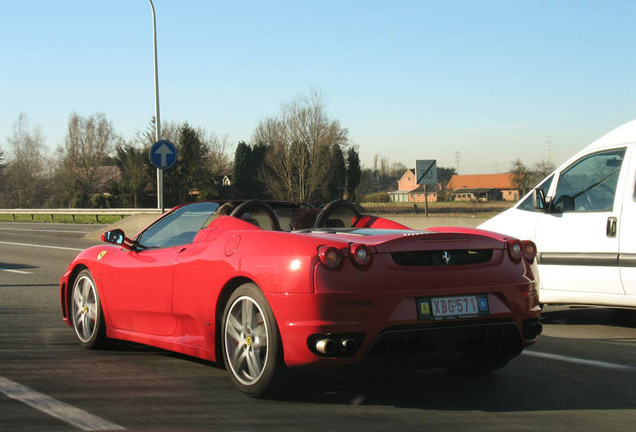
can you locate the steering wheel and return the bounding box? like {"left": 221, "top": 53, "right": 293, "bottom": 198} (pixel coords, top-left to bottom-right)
{"left": 313, "top": 199, "right": 362, "bottom": 228}
{"left": 229, "top": 200, "right": 282, "bottom": 231}
{"left": 584, "top": 182, "right": 614, "bottom": 211}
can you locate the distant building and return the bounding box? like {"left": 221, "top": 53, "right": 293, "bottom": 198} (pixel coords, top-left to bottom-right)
{"left": 388, "top": 169, "right": 440, "bottom": 203}
{"left": 446, "top": 173, "right": 521, "bottom": 202}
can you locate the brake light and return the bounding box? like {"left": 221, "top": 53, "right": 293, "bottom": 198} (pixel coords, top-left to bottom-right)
{"left": 523, "top": 240, "right": 537, "bottom": 263}
{"left": 349, "top": 243, "right": 372, "bottom": 266}
{"left": 507, "top": 239, "right": 523, "bottom": 262}
{"left": 318, "top": 246, "right": 343, "bottom": 269}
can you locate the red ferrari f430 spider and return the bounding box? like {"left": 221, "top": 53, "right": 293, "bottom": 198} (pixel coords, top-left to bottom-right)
{"left": 60, "top": 199, "right": 542, "bottom": 397}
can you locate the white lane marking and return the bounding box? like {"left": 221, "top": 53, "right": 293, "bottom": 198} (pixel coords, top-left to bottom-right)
{"left": 0, "top": 375, "right": 126, "bottom": 431}
{"left": 523, "top": 350, "right": 636, "bottom": 372}
{"left": 0, "top": 241, "right": 83, "bottom": 252}
{"left": 0, "top": 227, "right": 89, "bottom": 234}
{"left": 0, "top": 267, "right": 33, "bottom": 274}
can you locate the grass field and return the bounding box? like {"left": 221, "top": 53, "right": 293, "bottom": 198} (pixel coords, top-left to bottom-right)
{"left": 0, "top": 214, "right": 123, "bottom": 224}
{"left": 360, "top": 201, "right": 514, "bottom": 216}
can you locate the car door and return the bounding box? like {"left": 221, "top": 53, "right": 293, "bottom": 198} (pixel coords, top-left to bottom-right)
{"left": 102, "top": 246, "right": 181, "bottom": 336}
{"left": 618, "top": 151, "right": 636, "bottom": 298}
{"left": 100, "top": 202, "right": 219, "bottom": 336}
{"left": 535, "top": 147, "right": 629, "bottom": 296}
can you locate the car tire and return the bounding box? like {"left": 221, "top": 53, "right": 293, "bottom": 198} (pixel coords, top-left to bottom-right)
{"left": 71, "top": 269, "right": 107, "bottom": 349}
{"left": 222, "top": 283, "right": 284, "bottom": 397}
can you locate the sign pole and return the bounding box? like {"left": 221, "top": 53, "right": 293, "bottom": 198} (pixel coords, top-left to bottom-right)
{"left": 415, "top": 159, "right": 437, "bottom": 218}
{"left": 425, "top": 184, "right": 429, "bottom": 216}
{"left": 148, "top": 0, "right": 163, "bottom": 212}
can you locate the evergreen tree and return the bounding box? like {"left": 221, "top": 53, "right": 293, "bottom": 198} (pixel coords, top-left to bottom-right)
{"left": 323, "top": 144, "right": 346, "bottom": 202}
{"left": 164, "top": 123, "right": 214, "bottom": 205}
{"left": 232, "top": 141, "right": 269, "bottom": 199}
{"left": 346, "top": 147, "right": 361, "bottom": 201}
{"left": 233, "top": 141, "right": 251, "bottom": 198}
{"left": 115, "top": 142, "right": 150, "bottom": 207}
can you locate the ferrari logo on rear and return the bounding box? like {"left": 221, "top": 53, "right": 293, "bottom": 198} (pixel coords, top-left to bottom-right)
{"left": 441, "top": 251, "right": 451, "bottom": 265}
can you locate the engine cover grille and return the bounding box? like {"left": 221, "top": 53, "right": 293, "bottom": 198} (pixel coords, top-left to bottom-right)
{"left": 391, "top": 249, "right": 493, "bottom": 266}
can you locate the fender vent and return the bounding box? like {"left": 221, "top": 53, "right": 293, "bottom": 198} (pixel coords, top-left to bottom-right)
{"left": 391, "top": 249, "right": 493, "bottom": 266}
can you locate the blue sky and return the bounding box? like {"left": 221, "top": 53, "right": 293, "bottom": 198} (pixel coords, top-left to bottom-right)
{"left": 2, "top": 0, "right": 636, "bottom": 174}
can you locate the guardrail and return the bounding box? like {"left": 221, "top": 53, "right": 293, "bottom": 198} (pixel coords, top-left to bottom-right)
{"left": 0, "top": 208, "right": 164, "bottom": 223}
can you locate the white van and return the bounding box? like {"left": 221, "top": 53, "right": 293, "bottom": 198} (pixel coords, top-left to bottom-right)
{"left": 480, "top": 119, "right": 636, "bottom": 308}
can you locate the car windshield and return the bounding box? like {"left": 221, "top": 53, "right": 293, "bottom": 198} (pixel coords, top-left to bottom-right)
{"left": 134, "top": 201, "right": 322, "bottom": 250}
{"left": 136, "top": 202, "right": 220, "bottom": 249}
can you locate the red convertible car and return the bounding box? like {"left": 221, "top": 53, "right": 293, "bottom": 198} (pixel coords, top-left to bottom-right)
{"left": 60, "top": 199, "right": 542, "bottom": 397}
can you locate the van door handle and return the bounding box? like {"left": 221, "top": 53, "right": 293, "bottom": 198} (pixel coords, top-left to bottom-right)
{"left": 607, "top": 217, "right": 617, "bottom": 237}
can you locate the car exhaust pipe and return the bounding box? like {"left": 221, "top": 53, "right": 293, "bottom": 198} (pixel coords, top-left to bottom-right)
{"left": 340, "top": 338, "right": 357, "bottom": 355}
{"left": 315, "top": 338, "right": 338, "bottom": 356}
{"left": 524, "top": 321, "right": 543, "bottom": 341}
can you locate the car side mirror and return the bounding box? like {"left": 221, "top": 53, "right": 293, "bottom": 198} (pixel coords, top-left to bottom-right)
{"left": 101, "top": 229, "right": 133, "bottom": 249}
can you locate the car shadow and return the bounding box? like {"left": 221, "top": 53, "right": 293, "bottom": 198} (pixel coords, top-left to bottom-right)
{"left": 272, "top": 360, "right": 635, "bottom": 412}
{"left": 0, "top": 262, "right": 38, "bottom": 271}
{"left": 540, "top": 306, "right": 636, "bottom": 328}
{"left": 81, "top": 318, "right": 635, "bottom": 413}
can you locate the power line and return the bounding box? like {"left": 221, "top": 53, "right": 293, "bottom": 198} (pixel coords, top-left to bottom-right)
{"left": 454, "top": 150, "right": 461, "bottom": 174}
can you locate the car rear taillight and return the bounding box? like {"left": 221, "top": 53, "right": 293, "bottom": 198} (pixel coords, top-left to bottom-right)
{"left": 318, "top": 246, "right": 343, "bottom": 269}
{"left": 507, "top": 239, "right": 523, "bottom": 262}
{"left": 349, "top": 243, "right": 372, "bottom": 266}
{"left": 523, "top": 240, "right": 537, "bottom": 263}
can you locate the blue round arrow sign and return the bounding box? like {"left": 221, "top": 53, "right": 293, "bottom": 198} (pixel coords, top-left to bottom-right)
{"left": 149, "top": 140, "right": 177, "bottom": 169}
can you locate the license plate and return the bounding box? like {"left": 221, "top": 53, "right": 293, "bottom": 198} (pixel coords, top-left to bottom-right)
{"left": 417, "top": 295, "right": 489, "bottom": 320}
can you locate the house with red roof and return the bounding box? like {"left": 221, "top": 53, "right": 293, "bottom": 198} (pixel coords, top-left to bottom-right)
{"left": 388, "top": 169, "right": 440, "bottom": 203}
{"left": 446, "top": 173, "right": 521, "bottom": 202}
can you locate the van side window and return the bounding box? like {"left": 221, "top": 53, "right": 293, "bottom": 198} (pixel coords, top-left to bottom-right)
{"left": 518, "top": 175, "right": 554, "bottom": 211}
{"left": 551, "top": 148, "right": 626, "bottom": 213}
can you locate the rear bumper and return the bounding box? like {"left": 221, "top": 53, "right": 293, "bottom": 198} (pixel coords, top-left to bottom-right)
{"left": 267, "top": 286, "right": 541, "bottom": 370}
{"left": 359, "top": 319, "right": 525, "bottom": 372}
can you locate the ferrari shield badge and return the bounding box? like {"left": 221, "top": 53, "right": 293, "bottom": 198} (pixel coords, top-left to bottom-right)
{"left": 97, "top": 250, "right": 108, "bottom": 261}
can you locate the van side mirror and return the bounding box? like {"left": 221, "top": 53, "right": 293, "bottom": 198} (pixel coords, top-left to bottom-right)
{"left": 532, "top": 189, "right": 546, "bottom": 210}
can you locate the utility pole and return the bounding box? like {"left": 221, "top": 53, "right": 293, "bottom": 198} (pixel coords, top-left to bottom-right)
{"left": 148, "top": 0, "right": 163, "bottom": 211}
{"left": 544, "top": 136, "right": 552, "bottom": 164}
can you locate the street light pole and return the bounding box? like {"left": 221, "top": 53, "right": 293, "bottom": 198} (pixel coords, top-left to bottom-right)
{"left": 148, "top": 0, "right": 163, "bottom": 211}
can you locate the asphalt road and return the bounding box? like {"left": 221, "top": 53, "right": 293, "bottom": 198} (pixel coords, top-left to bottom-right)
{"left": 1, "top": 222, "right": 635, "bottom": 432}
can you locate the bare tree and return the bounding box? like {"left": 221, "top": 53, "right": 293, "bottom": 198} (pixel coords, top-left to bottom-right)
{"left": 533, "top": 159, "right": 556, "bottom": 179}
{"left": 199, "top": 129, "right": 232, "bottom": 178}
{"left": 3, "top": 113, "right": 47, "bottom": 207}
{"left": 253, "top": 91, "right": 349, "bottom": 202}
{"left": 510, "top": 158, "right": 532, "bottom": 196}
{"left": 59, "top": 113, "right": 117, "bottom": 199}
{"left": 139, "top": 117, "right": 180, "bottom": 147}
